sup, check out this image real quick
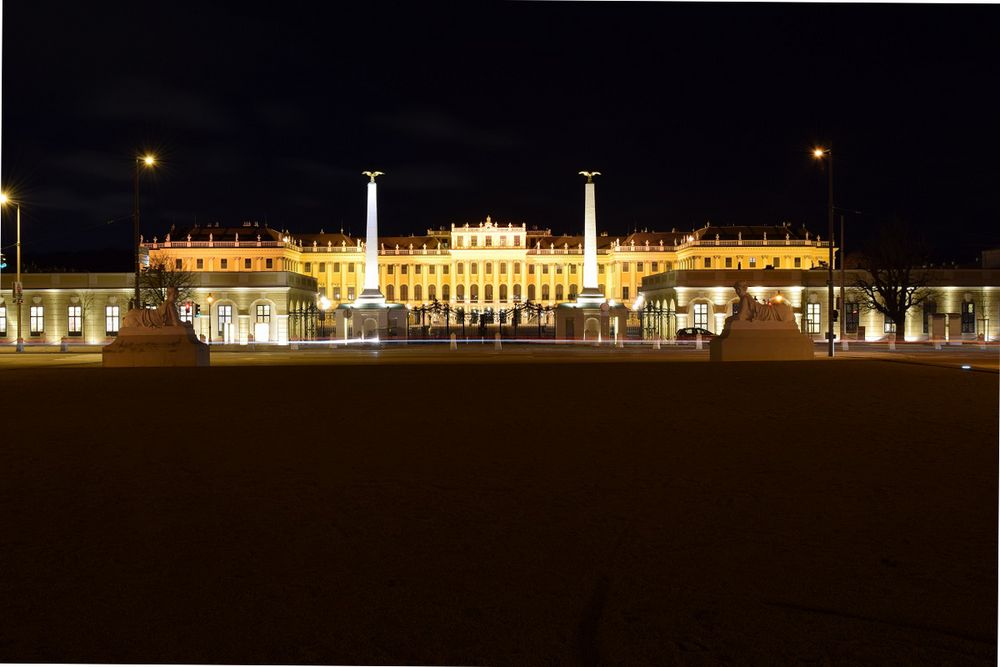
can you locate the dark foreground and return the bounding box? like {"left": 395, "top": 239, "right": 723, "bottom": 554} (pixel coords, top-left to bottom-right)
{"left": 0, "top": 360, "right": 996, "bottom": 664}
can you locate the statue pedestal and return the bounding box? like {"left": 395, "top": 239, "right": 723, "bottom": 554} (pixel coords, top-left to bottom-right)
{"left": 334, "top": 303, "right": 408, "bottom": 341}
{"left": 102, "top": 326, "right": 210, "bottom": 367}
{"left": 709, "top": 320, "right": 815, "bottom": 362}
{"left": 555, "top": 300, "right": 629, "bottom": 341}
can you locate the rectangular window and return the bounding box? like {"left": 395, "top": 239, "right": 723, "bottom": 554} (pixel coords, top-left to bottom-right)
{"left": 30, "top": 305, "right": 44, "bottom": 335}
{"left": 883, "top": 315, "right": 896, "bottom": 334}
{"left": 333, "top": 262, "right": 340, "bottom": 272}
{"left": 457, "top": 236, "right": 464, "bottom": 248}
{"left": 305, "top": 262, "right": 312, "bottom": 272}
{"left": 806, "top": 303, "right": 821, "bottom": 334}
{"left": 556, "top": 265, "right": 562, "bottom": 274}
{"left": 693, "top": 303, "right": 709, "bottom": 329}
{"left": 333, "top": 287, "right": 341, "bottom": 300}
{"left": 598, "top": 264, "right": 605, "bottom": 274}
{"left": 415, "top": 265, "right": 421, "bottom": 274}
{"left": 348, "top": 263, "right": 355, "bottom": 272}
{"left": 266, "top": 258, "right": 273, "bottom": 269}
{"left": 319, "top": 263, "right": 325, "bottom": 273}
{"left": 703, "top": 258, "right": 711, "bottom": 268}
{"left": 256, "top": 304, "right": 271, "bottom": 323}
{"left": 244, "top": 258, "right": 251, "bottom": 269}
{"left": 471, "top": 236, "right": 478, "bottom": 247}
{"left": 471, "top": 263, "right": 478, "bottom": 275}
{"left": 794, "top": 257, "right": 801, "bottom": 268}
{"left": 179, "top": 302, "right": 193, "bottom": 323}
{"left": 529, "top": 265, "right": 536, "bottom": 275}
{"left": 429, "top": 265, "right": 436, "bottom": 274}
{"left": 622, "top": 286, "right": 630, "bottom": 300}
{"left": 347, "top": 287, "right": 355, "bottom": 300}
{"left": 105, "top": 305, "right": 120, "bottom": 335}
{"left": 514, "top": 262, "right": 521, "bottom": 274}
{"left": 772, "top": 257, "right": 780, "bottom": 268}
{"left": 68, "top": 305, "right": 82, "bottom": 336}
{"left": 749, "top": 257, "right": 757, "bottom": 268}
{"left": 443, "top": 265, "right": 449, "bottom": 274}
{"left": 725, "top": 257, "right": 732, "bottom": 268}
{"left": 175, "top": 258, "right": 183, "bottom": 270}
{"left": 0, "top": 306, "right": 6, "bottom": 336}
{"left": 961, "top": 301, "right": 976, "bottom": 334}
{"left": 652, "top": 262, "right": 658, "bottom": 272}
{"left": 846, "top": 302, "right": 860, "bottom": 334}
{"left": 542, "top": 265, "right": 549, "bottom": 274}
{"left": 485, "top": 236, "right": 493, "bottom": 247}
{"left": 514, "top": 236, "right": 521, "bottom": 246}
{"left": 622, "top": 262, "right": 629, "bottom": 272}
{"left": 570, "top": 264, "right": 576, "bottom": 274}
{"left": 499, "top": 236, "right": 507, "bottom": 247}
{"left": 637, "top": 262, "right": 644, "bottom": 272}
{"left": 221, "top": 259, "right": 228, "bottom": 270}
{"left": 217, "top": 304, "right": 233, "bottom": 336}
{"left": 457, "top": 263, "right": 464, "bottom": 275}
{"left": 388, "top": 264, "right": 395, "bottom": 275}
{"left": 197, "top": 258, "right": 204, "bottom": 270}
{"left": 402, "top": 265, "right": 408, "bottom": 274}
{"left": 501, "top": 263, "right": 507, "bottom": 275}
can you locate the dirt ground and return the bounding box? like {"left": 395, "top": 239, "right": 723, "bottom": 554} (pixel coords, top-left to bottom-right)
{"left": 0, "top": 359, "right": 996, "bottom": 664}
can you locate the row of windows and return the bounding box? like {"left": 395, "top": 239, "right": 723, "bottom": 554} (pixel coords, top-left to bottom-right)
{"left": 377, "top": 283, "right": 611, "bottom": 303}
{"left": 455, "top": 235, "right": 522, "bottom": 248}
{"left": 179, "top": 258, "right": 277, "bottom": 271}
{"left": 0, "top": 305, "right": 123, "bottom": 336}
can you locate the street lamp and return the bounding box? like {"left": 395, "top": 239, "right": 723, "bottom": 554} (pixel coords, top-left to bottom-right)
{"left": 133, "top": 153, "right": 156, "bottom": 310}
{"left": 206, "top": 292, "right": 214, "bottom": 344}
{"left": 1, "top": 192, "right": 24, "bottom": 352}
{"left": 813, "top": 146, "right": 835, "bottom": 357}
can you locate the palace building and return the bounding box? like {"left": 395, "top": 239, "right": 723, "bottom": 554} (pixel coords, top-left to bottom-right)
{"left": 1, "top": 218, "right": 996, "bottom": 346}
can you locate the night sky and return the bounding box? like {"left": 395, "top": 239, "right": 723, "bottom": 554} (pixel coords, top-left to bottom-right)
{"left": 2, "top": 1, "right": 996, "bottom": 270}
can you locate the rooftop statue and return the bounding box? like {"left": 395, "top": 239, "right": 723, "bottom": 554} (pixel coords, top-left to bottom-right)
{"left": 122, "top": 286, "right": 190, "bottom": 329}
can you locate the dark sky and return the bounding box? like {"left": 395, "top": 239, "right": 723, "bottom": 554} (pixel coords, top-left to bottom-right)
{"left": 2, "top": 1, "right": 997, "bottom": 270}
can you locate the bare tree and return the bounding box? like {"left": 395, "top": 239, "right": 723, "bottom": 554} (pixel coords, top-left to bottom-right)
{"left": 140, "top": 255, "right": 197, "bottom": 307}
{"left": 853, "top": 218, "right": 935, "bottom": 335}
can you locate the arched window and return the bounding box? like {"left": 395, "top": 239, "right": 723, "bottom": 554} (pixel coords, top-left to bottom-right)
{"left": 542, "top": 284, "right": 550, "bottom": 300}
{"left": 569, "top": 284, "right": 577, "bottom": 299}
{"left": 513, "top": 284, "right": 522, "bottom": 300}
{"left": 386, "top": 284, "right": 395, "bottom": 301}
{"left": 414, "top": 285, "right": 422, "bottom": 301}
{"left": 556, "top": 285, "right": 564, "bottom": 300}
{"left": 485, "top": 285, "right": 494, "bottom": 301}
{"left": 443, "top": 284, "right": 451, "bottom": 300}
{"left": 428, "top": 285, "right": 436, "bottom": 300}
{"left": 500, "top": 284, "right": 508, "bottom": 300}
{"left": 528, "top": 284, "right": 536, "bottom": 301}
{"left": 471, "top": 284, "right": 479, "bottom": 301}
{"left": 457, "top": 284, "right": 465, "bottom": 300}
{"left": 400, "top": 285, "right": 408, "bottom": 301}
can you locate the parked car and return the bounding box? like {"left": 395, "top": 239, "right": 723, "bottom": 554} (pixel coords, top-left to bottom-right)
{"left": 676, "top": 327, "right": 715, "bottom": 340}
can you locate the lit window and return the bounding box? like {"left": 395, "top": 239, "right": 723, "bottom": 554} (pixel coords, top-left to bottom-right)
{"left": 305, "top": 262, "right": 312, "bottom": 272}
{"left": 333, "top": 287, "right": 341, "bottom": 300}
{"left": 556, "top": 265, "right": 563, "bottom": 274}
{"left": 347, "top": 287, "right": 355, "bottom": 300}
{"left": 499, "top": 236, "right": 507, "bottom": 247}
{"left": 68, "top": 306, "right": 82, "bottom": 336}
{"left": 217, "top": 304, "right": 233, "bottom": 336}
{"left": 806, "top": 303, "right": 821, "bottom": 334}
{"left": 197, "top": 258, "right": 204, "bottom": 270}
{"left": 179, "top": 302, "right": 193, "bottom": 323}
{"left": 30, "top": 305, "right": 44, "bottom": 335}
{"left": 693, "top": 303, "right": 709, "bottom": 330}
{"left": 105, "top": 305, "right": 120, "bottom": 335}
{"left": 749, "top": 257, "right": 757, "bottom": 268}
{"left": 962, "top": 301, "right": 976, "bottom": 334}
{"left": 883, "top": 315, "right": 896, "bottom": 334}
{"left": 256, "top": 305, "right": 271, "bottom": 323}
{"left": 513, "top": 284, "right": 521, "bottom": 300}
{"left": 471, "top": 236, "right": 478, "bottom": 247}
{"left": 471, "top": 284, "right": 479, "bottom": 301}
{"left": 457, "top": 236, "right": 464, "bottom": 248}
{"left": 846, "top": 302, "right": 860, "bottom": 334}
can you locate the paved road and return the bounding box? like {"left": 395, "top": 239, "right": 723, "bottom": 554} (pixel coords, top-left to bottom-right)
{"left": 1, "top": 341, "right": 997, "bottom": 371}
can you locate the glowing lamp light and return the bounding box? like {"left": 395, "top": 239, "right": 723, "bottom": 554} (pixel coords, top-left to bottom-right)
{"left": 143, "top": 155, "right": 156, "bottom": 166}
{"left": 813, "top": 148, "right": 826, "bottom": 158}
{"left": 0, "top": 192, "right": 8, "bottom": 205}
{"left": 961, "top": 365, "right": 971, "bottom": 370}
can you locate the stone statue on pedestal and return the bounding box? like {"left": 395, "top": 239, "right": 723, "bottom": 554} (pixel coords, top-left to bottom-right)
{"left": 122, "top": 286, "right": 190, "bottom": 329}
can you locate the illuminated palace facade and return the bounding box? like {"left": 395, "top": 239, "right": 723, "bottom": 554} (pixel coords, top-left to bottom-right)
{"left": 1, "top": 218, "right": 996, "bottom": 345}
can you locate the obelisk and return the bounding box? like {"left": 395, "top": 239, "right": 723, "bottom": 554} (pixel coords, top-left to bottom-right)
{"left": 357, "top": 170, "right": 385, "bottom": 305}
{"left": 577, "top": 171, "right": 604, "bottom": 305}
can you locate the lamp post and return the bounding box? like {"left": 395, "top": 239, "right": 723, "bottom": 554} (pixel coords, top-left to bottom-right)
{"left": 813, "top": 146, "right": 835, "bottom": 357}
{"left": 1, "top": 193, "right": 24, "bottom": 352}
{"left": 206, "top": 292, "right": 214, "bottom": 344}
{"left": 133, "top": 154, "right": 156, "bottom": 310}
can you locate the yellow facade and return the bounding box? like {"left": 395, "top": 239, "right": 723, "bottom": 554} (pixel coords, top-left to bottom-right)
{"left": 147, "top": 219, "right": 834, "bottom": 311}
